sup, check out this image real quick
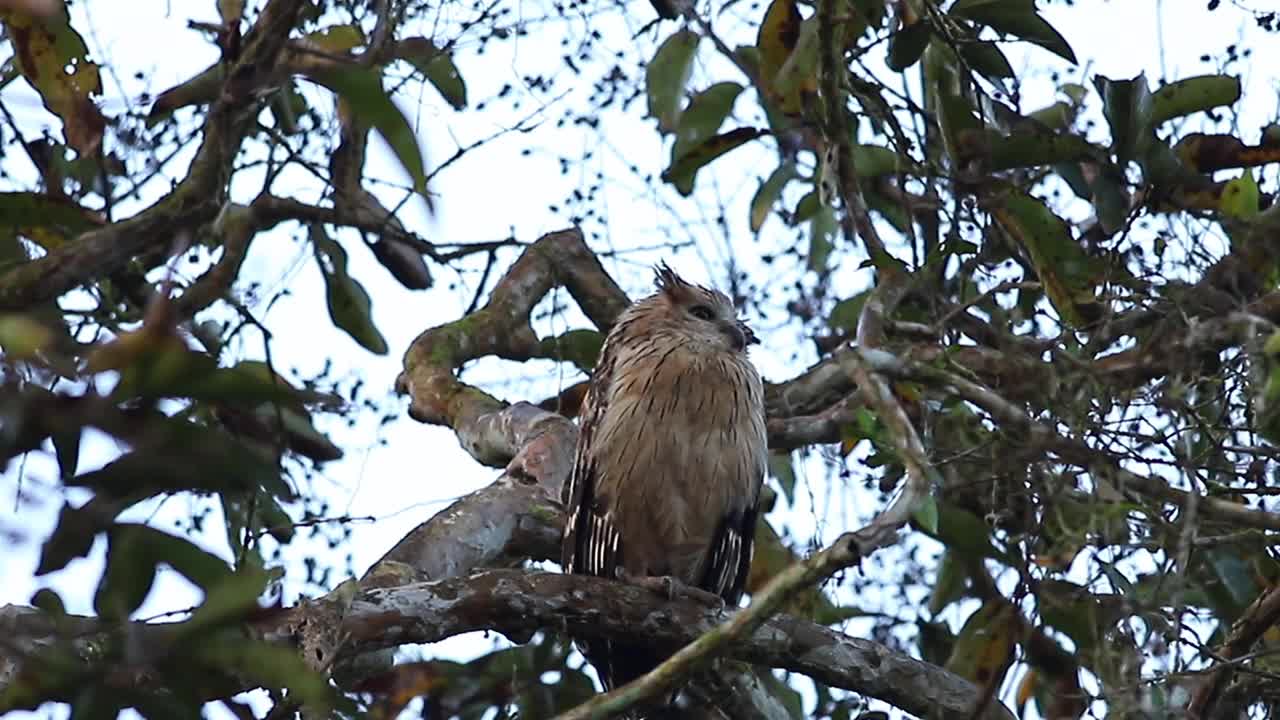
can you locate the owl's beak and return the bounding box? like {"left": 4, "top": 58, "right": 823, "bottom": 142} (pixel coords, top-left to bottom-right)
{"left": 724, "top": 321, "right": 758, "bottom": 351}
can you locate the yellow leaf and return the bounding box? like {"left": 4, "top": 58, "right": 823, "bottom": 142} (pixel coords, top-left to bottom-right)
{"left": 85, "top": 327, "right": 175, "bottom": 374}
{"left": 0, "top": 314, "right": 56, "bottom": 360}
{"left": 0, "top": 5, "right": 105, "bottom": 155}
{"left": 1016, "top": 668, "right": 1038, "bottom": 711}
{"left": 1219, "top": 169, "right": 1259, "bottom": 219}
{"left": 991, "top": 191, "right": 1104, "bottom": 328}
{"left": 303, "top": 24, "right": 366, "bottom": 54}
{"left": 839, "top": 438, "right": 857, "bottom": 456}
{"left": 756, "top": 0, "right": 817, "bottom": 116}
{"left": 945, "top": 600, "right": 1018, "bottom": 693}
{"left": 756, "top": 0, "right": 799, "bottom": 87}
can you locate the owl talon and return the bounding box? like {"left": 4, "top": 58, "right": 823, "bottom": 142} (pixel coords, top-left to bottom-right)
{"left": 626, "top": 574, "right": 725, "bottom": 609}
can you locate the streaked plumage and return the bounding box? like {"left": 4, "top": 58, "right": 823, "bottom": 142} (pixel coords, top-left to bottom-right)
{"left": 561, "top": 264, "right": 767, "bottom": 694}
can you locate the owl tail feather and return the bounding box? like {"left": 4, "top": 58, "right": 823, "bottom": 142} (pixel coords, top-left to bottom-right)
{"left": 579, "top": 639, "right": 686, "bottom": 717}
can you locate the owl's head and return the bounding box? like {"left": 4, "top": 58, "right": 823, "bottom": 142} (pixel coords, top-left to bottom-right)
{"left": 644, "top": 263, "right": 759, "bottom": 353}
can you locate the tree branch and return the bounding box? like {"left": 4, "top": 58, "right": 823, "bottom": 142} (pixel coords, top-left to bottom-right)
{"left": 1, "top": 570, "right": 1012, "bottom": 720}
{"left": 1187, "top": 583, "right": 1280, "bottom": 718}
{"left": 395, "top": 228, "right": 628, "bottom": 432}
{"left": 0, "top": 0, "right": 307, "bottom": 311}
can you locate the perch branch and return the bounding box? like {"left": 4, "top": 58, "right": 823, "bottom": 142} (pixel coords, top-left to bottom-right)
{"left": 0, "top": 570, "right": 1012, "bottom": 720}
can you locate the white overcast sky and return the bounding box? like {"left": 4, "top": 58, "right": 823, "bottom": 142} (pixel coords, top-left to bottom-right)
{"left": 2, "top": 1, "right": 1279, "bottom": 718}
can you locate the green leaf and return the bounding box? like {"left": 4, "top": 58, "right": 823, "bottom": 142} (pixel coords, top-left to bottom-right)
{"left": 95, "top": 524, "right": 258, "bottom": 626}
{"left": 1149, "top": 74, "right": 1240, "bottom": 127}
{"left": 1028, "top": 100, "right": 1076, "bottom": 130}
{"left": 311, "top": 225, "right": 389, "bottom": 355}
{"left": 1095, "top": 73, "right": 1153, "bottom": 167}
{"left": 311, "top": 67, "right": 429, "bottom": 197}
{"left": 0, "top": 313, "right": 59, "bottom": 360}
{"left": 808, "top": 203, "right": 837, "bottom": 272}
{"left": 52, "top": 428, "right": 80, "bottom": 480}
{"left": 917, "top": 619, "right": 957, "bottom": 668}
{"left": 223, "top": 490, "right": 295, "bottom": 551}
{"left": 303, "top": 24, "right": 365, "bottom": 53}
{"left": 38, "top": 500, "right": 114, "bottom": 575}
{"left": 918, "top": 500, "right": 1005, "bottom": 561}
{"left": 864, "top": 187, "right": 911, "bottom": 232}
{"left": 538, "top": 329, "right": 604, "bottom": 371}
{"left": 150, "top": 531, "right": 234, "bottom": 591}
{"left": 194, "top": 637, "right": 338, "bottom": 712}
{"left": 792, "top": 190, "right": 820, "bottom": 224}
{"left": 851, "top": 144, "right": 904, "bottom": 177}
{"left": 1090, "top": 165, "right": 1128, "bottom": 234}
{"left": 960, "top": 41, "right": 1015, "bottom": 79}
{"left": 828, "top": 291, "right": 869, "bottom": 334}
{"left": 101, "top": 334, "right": 305, "bottom": 406}
{"left": 767, "top": 451, "right": 797, "bottom": 504}
{"left": 991, "top": 191, "right": 1103, "bottom": 327}
{"left": 757, "top": 671, "right": 806, "bottom": 720}
{"left": 750, "top": 161, "right": 797, "bottom": 233}
{"left": 887, "top": 20, "right": 932, "bottom": 72}
{"left": 980, "top": 126, "right": 1097, "bottom": 171}
{"left": 1219, "top": 169, "right": 1260, "bottom": 220}
{"left": 1053, "top": 161, "right": 1091, "bottom": 199}
{"left": 1204, "top": 547, "right": 1260, "bottom": 618}
{"left": 68, "top": 419, "right": 288, "bottom": 500}
{"left": 927, "top": 549, "right": 968, "bottom": 615}
{"left": 1036, "top": 579, "right": 1121, "bottom": 652}
{"left": 672, "top": 82, "right": 744, "bottom": 162}
{"left": 773, "top": 17, "right": 821, "bottom": 106}
{"left": 912, "top": 493, "right": 939, "bottom": 534}
{"left": 0, "top": 192, "right": 101, "bottom": 234}
{"left": 400, "top": 40, "right": 468, "bottom": 110}
{"left": 146, "top": 64, "right": 225, "bottom": 126}
{"left": 94, "top": 526, "right": 160, "bottom": 620}
{"left": 371, "top": 237, "right": 432, "bottom": 290}
{"left": 184, "top": 567, "right": 269, "bottom": 633}
{"left": 925, "top": 43, "right": 984, "bottom": 166}
{"left": 662, "top": 127, "right": 764, "bottom": 195}
{"left": 950, "top": 0, "right": 1076, "bottom": 63}
{"left": 647, "top": 30, "right": 700, "bottom": 133}
{"left": 944, "top": 600, "right": 1017, "bottom": 688}
{"left": 273, "top": 404, "right": 344, "bottom": 463}
{"left": 31, "top": 588, "right": 67, "bottom": 617}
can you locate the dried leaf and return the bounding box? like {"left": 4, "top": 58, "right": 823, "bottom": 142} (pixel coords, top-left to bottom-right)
{"left": 0, "top": 5, "right": 105, "bottom": 154}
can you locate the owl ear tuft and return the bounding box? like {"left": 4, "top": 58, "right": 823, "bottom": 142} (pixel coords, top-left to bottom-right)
{"left": 654, "top": 262, "right": 691, "bottom": 298}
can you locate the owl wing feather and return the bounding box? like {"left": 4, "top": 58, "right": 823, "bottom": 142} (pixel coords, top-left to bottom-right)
{"left": 562, "top": 334, "right": 645, "bottom": 690}
{"left": 561, "top": 332, "right": 622, "bottom": 579}
{"left": 700, "top": 504, "right": 758, "bottom": 604}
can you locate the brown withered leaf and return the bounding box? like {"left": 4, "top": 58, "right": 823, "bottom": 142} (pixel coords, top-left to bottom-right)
{"left": 1, "top": 5, "right": 106, "bottom": 155}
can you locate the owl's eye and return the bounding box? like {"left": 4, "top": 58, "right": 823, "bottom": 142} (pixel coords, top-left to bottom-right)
{"left": 689, "top": 304, "right": 715, "bottom": 321}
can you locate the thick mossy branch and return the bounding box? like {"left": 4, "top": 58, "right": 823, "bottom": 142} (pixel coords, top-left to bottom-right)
{"left": 396, "top": 228, "right": 627, "bottom": 433}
